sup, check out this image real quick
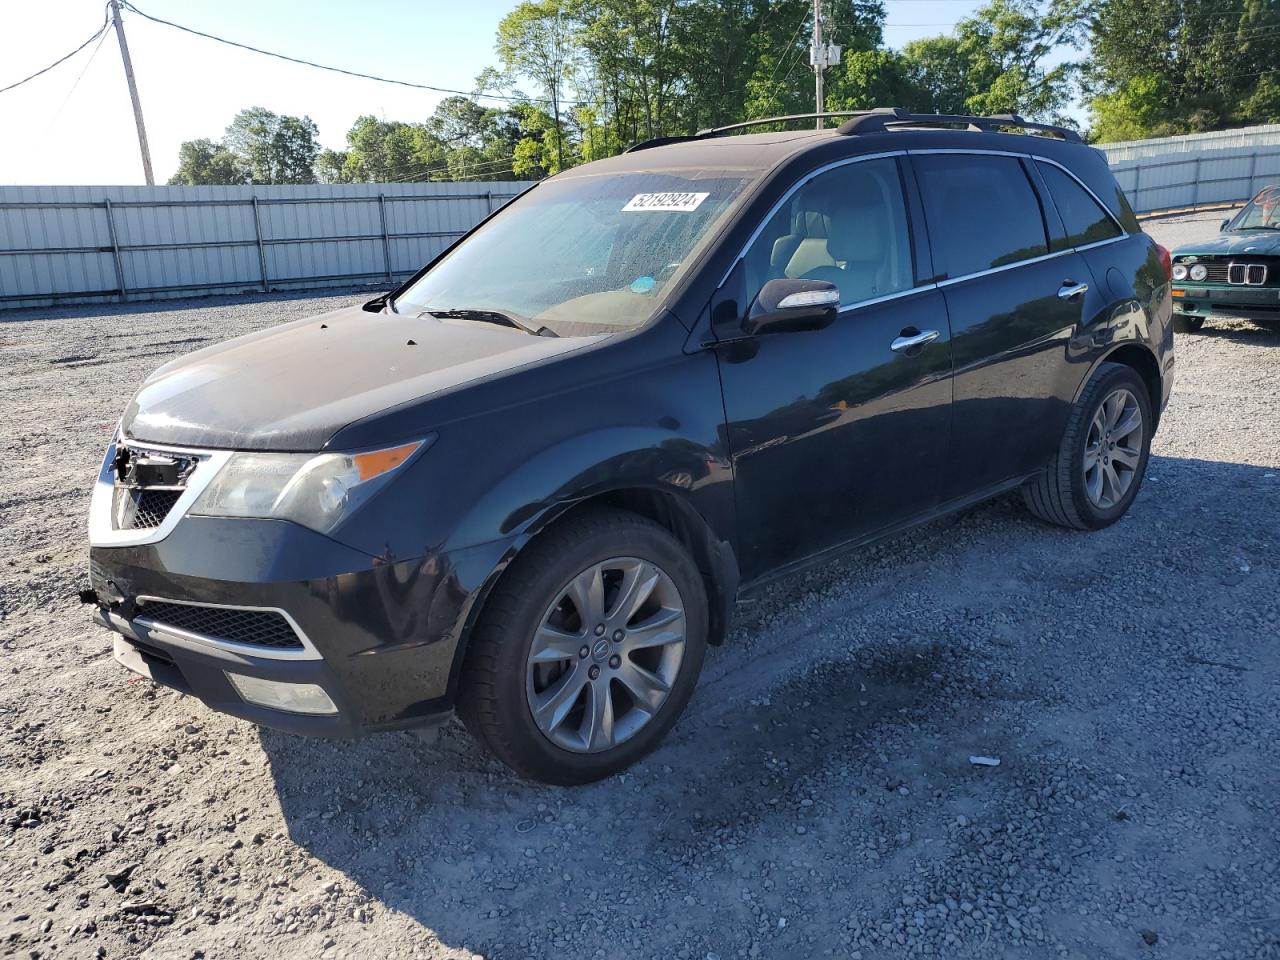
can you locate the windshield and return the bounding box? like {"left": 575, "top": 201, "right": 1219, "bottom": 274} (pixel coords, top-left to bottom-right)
{"left": 395, "top": 171, "right": 754, "bottom": 336}
{"left": 1229, "top": 185, "right": 1280, "bottom": 230}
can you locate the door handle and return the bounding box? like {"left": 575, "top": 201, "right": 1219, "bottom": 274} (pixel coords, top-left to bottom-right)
{"left": 890, "top": 329, "right": 940, "bottom": 353}
{"left": 1057, "top": 280, "right": 1089, "bottom": 300}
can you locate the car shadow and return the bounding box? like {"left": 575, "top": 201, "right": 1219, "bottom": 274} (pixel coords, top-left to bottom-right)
{"left": 257, "top": 453, "right": 1280, "bottom": 957}
{"left": 257, "top": 616, "right": 994, "bottom": 956}
{"left": 1185, "top": 319, "right": 1280, "bottom": 345}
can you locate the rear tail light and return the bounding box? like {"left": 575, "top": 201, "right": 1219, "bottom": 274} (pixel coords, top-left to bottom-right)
{"left": 1155, "top": 243, "right": 1172, "bottom": 281}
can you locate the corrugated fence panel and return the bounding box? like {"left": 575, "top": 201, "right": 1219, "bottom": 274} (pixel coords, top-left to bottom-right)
{"left": 0, "top": 181, "right": 532, "bottom": 310}
{"left": 23, "top": 132, "right": 1280, "bottom": 307}
{"left": 1098, "top": 125, "right": 1280, "bottom": 213}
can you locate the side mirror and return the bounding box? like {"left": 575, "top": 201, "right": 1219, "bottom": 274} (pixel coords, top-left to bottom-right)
{"left": 744, "top": 278, "right": 839, "bottom": 336}
{"left": 1220, "top": 219, "right": 1231, "bottom": 232}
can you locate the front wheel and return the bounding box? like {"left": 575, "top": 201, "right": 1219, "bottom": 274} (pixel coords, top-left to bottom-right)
{"left": 1021, "top": 363, "right": 1153, "bottom": 530}
{"left": 458, "top": 507, "right": 708, "bottom": 785}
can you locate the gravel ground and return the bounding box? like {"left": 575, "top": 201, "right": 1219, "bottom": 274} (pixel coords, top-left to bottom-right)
{"left": 2, "top": 213, "right": 1278, "bottom": 960}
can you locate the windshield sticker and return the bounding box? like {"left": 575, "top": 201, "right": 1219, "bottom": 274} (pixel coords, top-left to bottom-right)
{"left": 622, "top": 192, "right": 709, "bottom": 212}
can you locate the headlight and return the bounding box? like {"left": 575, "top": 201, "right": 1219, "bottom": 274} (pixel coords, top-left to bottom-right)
{"left": 190, "top": 439, "right": 429, "bottom": 533}
{"left": 1189, "top": 264, "right": 1208, "bottom": 281}
{"left": 1171, "top": 264, "right": 1187, "bottom": 281}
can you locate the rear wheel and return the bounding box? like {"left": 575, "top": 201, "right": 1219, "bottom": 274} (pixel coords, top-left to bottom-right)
{"left": 1021, "top": 363, "right": 1153, "bottom": 530}
{"left": 458, "top": 507, "right": 708, "bottom": 785}
{"left": 1173, "top": 313, "right": 1205, "bottom": 333}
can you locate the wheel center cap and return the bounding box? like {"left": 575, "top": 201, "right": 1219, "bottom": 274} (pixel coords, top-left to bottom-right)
{"left": 591, "top": 638, "right": 611, "bottom": 663}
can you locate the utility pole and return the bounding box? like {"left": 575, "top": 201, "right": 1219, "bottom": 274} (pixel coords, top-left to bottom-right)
{"left": 109, "top": 0, "right": 154, "bottom": 186}
{"left": 810, "top": 0, "right": 840, "bottom": 129}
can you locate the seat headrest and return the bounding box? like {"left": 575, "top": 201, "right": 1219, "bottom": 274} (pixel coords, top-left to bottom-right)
{"left": 825, "top": 193, "right": 889, "bottom": 263}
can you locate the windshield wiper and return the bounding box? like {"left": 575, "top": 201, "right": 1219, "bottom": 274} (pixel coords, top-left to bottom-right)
{"left": 1234, "top": 224, "right": 1280, "bottom": 231}
{"left": 423, "top": 307, "right": 558, "bottom": 337}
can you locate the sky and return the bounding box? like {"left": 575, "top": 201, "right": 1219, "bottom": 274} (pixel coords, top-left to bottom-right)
{"left": 0, "top": 0, "right": 1002, "bottom": 186}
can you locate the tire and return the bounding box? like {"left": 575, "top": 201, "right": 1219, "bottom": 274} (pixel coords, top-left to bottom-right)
{"left": 458, "top": 507, "right": 708, "bottom": 785}
{"left": 1173, "top": 313, "right": 1205, "bottom": 333}
{"left": 1021, "top": 362, "right": 1153, "bottom": 531}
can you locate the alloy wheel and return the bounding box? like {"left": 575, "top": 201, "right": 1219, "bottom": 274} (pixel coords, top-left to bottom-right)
{"left": 525, "top": 557, "right": 686, "bottom": 754}
{"left": 1083, "top": 387, "right": 1144, "bottom": 509}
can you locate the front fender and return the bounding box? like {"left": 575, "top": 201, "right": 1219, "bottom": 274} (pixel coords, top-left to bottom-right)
{"left": 448, "top": 425, "right": 726, "bottom": 549}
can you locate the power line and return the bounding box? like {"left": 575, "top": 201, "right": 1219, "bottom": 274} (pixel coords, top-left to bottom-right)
{"left": 0, "top": 10, "right": 109, "bottom": 96}
{"left": 45, "top": 24, "right": 110, "bottom": 130}
{"left": 120, "top": 2, "right": 552, "bottom": 105}
{"left": 759, "top": 7, "right": 812, "bottom": 108}
{"left": 382, "top": 155, "right": 520, "bottom": 183}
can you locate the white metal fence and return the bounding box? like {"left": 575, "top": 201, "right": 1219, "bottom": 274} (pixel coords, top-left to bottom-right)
{"left": 0, "top": 181, "right": 533, "bottom": 310}
{"left": 1096, "top": 124, "right": 1280, "bottom": 215}
{"left": 7, "top": 127, "right": 1280, "bottom": 311}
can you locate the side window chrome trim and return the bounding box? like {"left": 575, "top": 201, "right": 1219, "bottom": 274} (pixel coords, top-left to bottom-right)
{"left": 1073, "top": 235, "right": 1129, "bottom": 253}
{"left": 935, "top": 247, "right": 1076, "bottom": 289}
{"left": 836, "top": 282, "right": 939, "bottom": 315}
{"left": 718, "top": 149, "right": 909, "bottom": 289}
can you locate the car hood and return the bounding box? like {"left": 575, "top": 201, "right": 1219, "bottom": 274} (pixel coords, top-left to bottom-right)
{"left": 1176, "top": 230, "right": 1280, "bottom": 257}
{"left": 122, "top": 305, "right": 597, "bottom": 451}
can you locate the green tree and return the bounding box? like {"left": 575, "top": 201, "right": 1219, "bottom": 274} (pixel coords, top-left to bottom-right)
{"left": 899, "top": 36, "right": 970, "bottom": 114}
{"left": 1085, "top": 0, "right": 1280, "bottom": 140}
{"left": 168, "top": 138, "right": 243, "bottom": 185}
{"left": 222, "top": 107, "right": 321, "bottom": 184}
{"left": 338, "top": 115, "right": 438, "bottom": 182}
{"left": 315, "top": 149, "right": 352, "bottom": 184}
{"left": 497, "top": 0, "right": 580, "bottom": 170}
{"left": 953, "top": 0, "right": 1084, "bottom": 121}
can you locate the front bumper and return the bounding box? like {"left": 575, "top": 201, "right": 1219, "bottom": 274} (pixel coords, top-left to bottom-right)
{"left": 1173, "top": 284, "right": 1280, "bottom": 319}
{"left": 89, "top": 514, "right": 511, "bottom": 737}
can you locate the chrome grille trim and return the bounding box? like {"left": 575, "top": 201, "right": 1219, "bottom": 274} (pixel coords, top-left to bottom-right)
{"left": 88, "top": 440, "right": 231, "bottom": 548}
{"left": 131, "top": 595, "right": 322, "bottom": 662}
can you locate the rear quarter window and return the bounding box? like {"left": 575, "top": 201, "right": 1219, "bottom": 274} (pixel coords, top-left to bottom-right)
{"left": 1036, "top": 161, "right": 1123, "bottom": 248}
{"left": 913, "top": 154, "right": 1049, "bottom": 279}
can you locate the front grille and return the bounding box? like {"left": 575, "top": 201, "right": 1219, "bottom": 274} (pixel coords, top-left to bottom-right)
{"left": 110, "top": 445, "right": 200, "bottom": 531}
{"left": 135, "top": 601, "right": 304, "bottom": 650}
{"left": 131, "top": 489, "right": 182, "bottom": 528}
{"left": 1203, "top": 262, "right": 1231, "bottom": 283}
{"left": 1179, "top": 258, "right": 1274, "bottom": 285}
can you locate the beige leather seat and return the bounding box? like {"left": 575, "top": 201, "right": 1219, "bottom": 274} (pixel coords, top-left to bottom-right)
{"left": 770, "top": 209, "right": 836, "bottom": 279}
{"left": 800, "top": 192, "right": 897, "bottom": 305}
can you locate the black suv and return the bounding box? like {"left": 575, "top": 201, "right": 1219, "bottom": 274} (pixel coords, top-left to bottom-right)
{"left": 87, "top": 109, "right": 1175, "bottom": 784}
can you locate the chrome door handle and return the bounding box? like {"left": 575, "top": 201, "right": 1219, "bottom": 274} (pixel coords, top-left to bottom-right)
{"left": 890, "top": 329, "right": 940, "bottom": 353}
{"left": 1057, "top": 280, "right": 1089, "bottom": 300}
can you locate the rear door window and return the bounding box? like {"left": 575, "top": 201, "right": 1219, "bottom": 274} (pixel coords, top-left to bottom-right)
{"left": 912, "top": 154, "right": 1049, "bottom": 278}
{"left": 1036, "top": 161, "right": 1123, "bottom": 248}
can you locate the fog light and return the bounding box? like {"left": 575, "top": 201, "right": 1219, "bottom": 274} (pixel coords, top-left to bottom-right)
{"left": 225, "top": 673, "right": 337, "bottom": 715}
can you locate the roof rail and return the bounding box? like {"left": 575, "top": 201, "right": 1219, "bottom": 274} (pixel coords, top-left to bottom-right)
{"left": 623, "top": 107, "right": 1082, "bottom": 153}
{"left": 625, "top": 113, "right": 878, "bottom": 152}
{"left": 694, "top": 113, "right": 875, "bottom": 137}
{"left": 836, "top": 107, "right": 1083, "bottom": 143}
{"left": 624, "top": 135, "right": 702, "bottom": 154}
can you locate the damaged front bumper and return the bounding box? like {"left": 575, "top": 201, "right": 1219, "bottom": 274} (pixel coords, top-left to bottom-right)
{"left": 87, "top": 512, "right": 509, "bottom": 738}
